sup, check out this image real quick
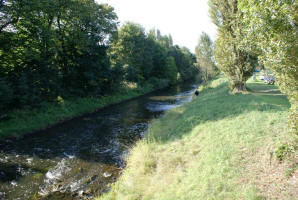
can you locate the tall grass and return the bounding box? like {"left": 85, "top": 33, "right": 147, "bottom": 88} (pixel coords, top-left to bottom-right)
{"left": 98, "top": 76, "right": 295, "bottom": 200}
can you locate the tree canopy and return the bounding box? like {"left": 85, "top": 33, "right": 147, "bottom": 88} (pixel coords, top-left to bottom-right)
{"left": 209, "top": 0, "right": 257, "bottom": 92}
{"left": 238, "top": 0, "right": 297, "bottom": 132}
{"left": 109, "top": 23, "right": 197, "bottom": 87}
{"left": 195, "top": 32, "right": 218, "bottom": 82}
{"left": 209, "top": 0, "right": 297, "bottom": 132}
{"left": 0, "top": 0, "right": 119, "bottom": 111}
{"left": 0, "top": 1, "right": 198, "bottom": 114}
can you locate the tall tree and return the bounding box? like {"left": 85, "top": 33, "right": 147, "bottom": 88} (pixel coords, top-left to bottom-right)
{"left": 109, "top": 22, "right": 147, "bottom": 83}
{"left": 0, "top": 0, "right": 118, "bottom": 109}
{"left": 239, "top": 0, "right": 298, "bottom": 132}
{"left": 195, "top": 32, "right": 217, "bottom": 82}
{"left": 54, "top": 1, "right": 117, "bottom": 95}
{"left": 147, "top": 29, "right": 167, "bottom": 79}
{"left": 209, "top": 0, "right": 257, "bottom": 92}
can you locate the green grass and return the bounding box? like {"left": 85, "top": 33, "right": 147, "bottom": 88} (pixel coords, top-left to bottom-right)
{"left": 98, "top": 76, "right": 296, "bottom": 200}
{"left": 0, "top": 85, "right": 153, "bottom": 140}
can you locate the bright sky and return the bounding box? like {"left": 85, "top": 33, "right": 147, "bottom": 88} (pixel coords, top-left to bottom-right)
{"left": 97, "top": 0, "right": 217, "bottom": 52}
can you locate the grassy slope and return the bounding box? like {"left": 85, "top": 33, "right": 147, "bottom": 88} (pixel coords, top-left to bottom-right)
{"left": 0, "top": 86, "right": 153, "bottom": 140}
{"left": 99, "top": 76, "right": 297, "bottom": 200}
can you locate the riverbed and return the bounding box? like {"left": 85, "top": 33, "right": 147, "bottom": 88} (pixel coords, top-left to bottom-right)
{"left": 0, "top": 81, "right": 198, "bottom": 200}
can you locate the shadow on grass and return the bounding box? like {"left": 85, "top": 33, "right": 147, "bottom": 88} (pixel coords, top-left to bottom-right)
{"left": 247, "top": 83, "right": 285, "bottom": 96}
{"left": 148, "top": 81, "right": 290, "bottom": 143}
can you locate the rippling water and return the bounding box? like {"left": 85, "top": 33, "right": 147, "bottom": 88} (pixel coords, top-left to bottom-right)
{"left": 0, "top": 81, "right": 198, "bottom": 200}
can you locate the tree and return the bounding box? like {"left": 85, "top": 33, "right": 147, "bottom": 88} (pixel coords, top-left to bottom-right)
{"left": 209, "top": 0, "right": 257, "bottom": 92}
{"left": 0, "top": 0, "right": 199, "bottom": 113}
{"left": 195, "top": 32, "right": 217, "bottom": 82}
{"left": 0, "top": 0, "right": 118, "bottom": 108}
{"left": 109, "top": 25, "right": 194, "bottom": 86}
{"left": 109, "top": 22, "right": 147, "bottom": 83}
{"left": 0, "top": 0, "right": 23, "bottom": 33}
{"left": 165, "top": 56, "right": 178, "bottom": 85}
{"left": 239, "top": 0, "right": 298, "bottom": 132}
{"left": 147, "top": 29, "right": 167, "bottom": 79}
{"left": 54, "top": 1, "right": 117, "bottom": 95}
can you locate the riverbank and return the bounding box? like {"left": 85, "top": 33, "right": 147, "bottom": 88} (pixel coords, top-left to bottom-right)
{"left": 0, "top": 80, "right": 199, "bottom": 200}
{"left": 0, "top": 84, "right": 155, "bottom": 140}
{"left": 98, "top": 76, "right": 297, "bottom": 200}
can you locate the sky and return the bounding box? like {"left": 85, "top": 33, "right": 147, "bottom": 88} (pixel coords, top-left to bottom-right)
{"left": 97, "top": 0, "right": 217, "bottom": 52}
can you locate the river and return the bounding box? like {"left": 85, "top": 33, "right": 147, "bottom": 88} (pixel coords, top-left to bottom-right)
{"left": 0, "top": 81, "right": 198, "bottom": 200}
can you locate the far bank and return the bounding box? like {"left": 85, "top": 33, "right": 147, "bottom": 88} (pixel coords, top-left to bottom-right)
{"left": 0, "top": 79, "right": 199, "bottom": 141}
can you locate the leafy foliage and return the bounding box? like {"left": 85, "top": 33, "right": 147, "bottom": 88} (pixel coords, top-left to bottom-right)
{"left": 195, "top": 32, "right": 218, "bottom": 82}
{"left": 209, "top": 0, "right": 257, "bottom": 92}
{"left": 109, "top": 23, "right": 197, "bottom": 88}
{"left": 274, "top": 143, "right": 297, "bottom": 162}
{"left": 0, "top": 1, "right": 198, "bottom": 118}
{"left": 165, "top": 56, "right": 178, "bottom": 85}
{"left": 238, "top": 0, "right": 298, "bottom": 132}
{"left": 0, "top": 0, "right": 118, "bottom": 112}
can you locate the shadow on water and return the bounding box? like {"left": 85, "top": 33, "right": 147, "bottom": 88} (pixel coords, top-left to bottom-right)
{"left": 0, "top": 162, "right": 48, "bottom": 183}
{"left": 150, "top": 81, "right": 290, "bottom": 143}
{"left": 0, "top": 81, "right": 199, "bottom": 200}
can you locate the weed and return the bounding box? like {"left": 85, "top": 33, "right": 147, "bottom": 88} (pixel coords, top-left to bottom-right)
{"left": 275, "top": 143, "right": 297, "bottom": 161}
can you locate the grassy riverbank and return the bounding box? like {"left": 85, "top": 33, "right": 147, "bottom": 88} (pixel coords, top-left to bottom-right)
{"left": 98, "top": 76, "right": 297, "bottom": 200}
{"left": 0, "top": 85, "right": 154, "bottom": 140}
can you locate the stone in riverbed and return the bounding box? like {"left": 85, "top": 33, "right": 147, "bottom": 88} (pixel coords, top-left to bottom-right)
{"left": 78, "top": 190, "right": 84, "bottom": 197}
{"left": 103, "top": 172, "right": 112, "bottom": 178}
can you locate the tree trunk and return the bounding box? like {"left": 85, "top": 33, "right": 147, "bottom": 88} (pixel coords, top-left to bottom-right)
{"left": 231, "top": 81, "right": 246, "bottom": 93}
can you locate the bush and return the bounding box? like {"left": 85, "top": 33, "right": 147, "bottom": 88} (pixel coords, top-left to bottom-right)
{"left": 274, "top": 143, "right": 297, "bottom": 162}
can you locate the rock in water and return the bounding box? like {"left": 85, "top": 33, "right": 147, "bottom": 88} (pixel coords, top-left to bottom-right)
{"left": 103, "top": 172, "right": 112, "bottom": 178}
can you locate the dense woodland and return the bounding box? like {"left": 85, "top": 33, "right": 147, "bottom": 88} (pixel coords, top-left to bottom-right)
{"left": 0, "top": 0, "right": 197, "bottom": 115}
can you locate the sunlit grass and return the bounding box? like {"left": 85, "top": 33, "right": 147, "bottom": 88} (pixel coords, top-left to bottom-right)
{"left": 98, "top": 75, "right": 295, "bottom": 200}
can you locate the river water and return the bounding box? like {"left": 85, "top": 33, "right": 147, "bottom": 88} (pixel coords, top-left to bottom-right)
{"left": 0, "top": 81, "right": 198, "bottom": 200}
